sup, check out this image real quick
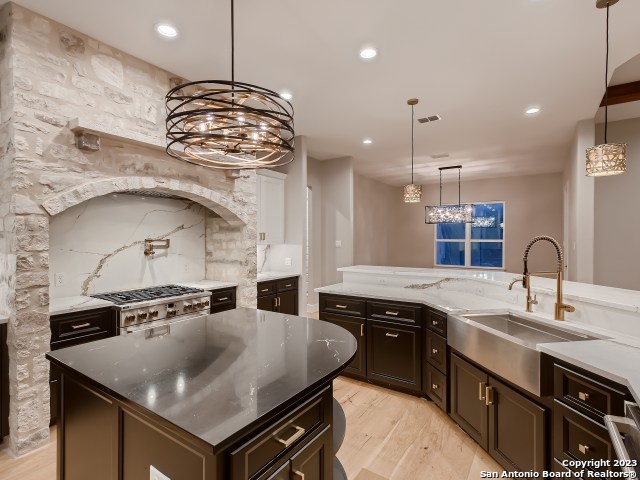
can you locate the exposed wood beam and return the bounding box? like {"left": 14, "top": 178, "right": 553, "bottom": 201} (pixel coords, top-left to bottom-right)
{"left": 600, "top": 80, "right": 640, "bottom": 107}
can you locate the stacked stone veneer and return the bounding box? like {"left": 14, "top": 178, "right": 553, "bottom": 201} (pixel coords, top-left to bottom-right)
{"left": 0, "top": 2, "right": 257, "bottom": 455}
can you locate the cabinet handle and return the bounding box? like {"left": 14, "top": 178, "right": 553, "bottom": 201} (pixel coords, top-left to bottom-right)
{"left": 479, "top": 382, "right": 486, "bottom": 401}
{"left": 385, "top": 310, "right": 399, "bottom": 316}
{"left": 335, "top": 304, "right": 347, "bottom": 309}
{"left": 578, "top": 444, "right": 590, "bottom": 455}
{"left": 71, "top": 323, "right": 91, "bottom": 330}
{"left": 432, "top": 348, "right": 439, "bottom": 355}
{"left": 485, "top": 386, "right": 494, "bottom": 406}
{"left": 432, "top": 383, "right": 439, "bottom": 390}
{"left": 385, "top": 332, "right": 399, "bottom": 338}
{"left": 217, "top": 297, "right": 229, "bottom": 301}
{"left": 261, "top": 288, "right": 270, "bottom": 292}
{"left": 432, "top": 320, "right": 439, "bottom": 326}
{"left": 285, "top": 284, "right": 292, "bottom": 287}
{"left": 360, "top": 323, "right": 364, "bottom": 337}
{"left": 293, "top": 471, "right": 305, "bottom": 480}
{"left": 277, "top": 297, "right": 280, "bottom": 307}
{"left": 578, "top": 391, "right": 590, "bottom": 401}
{"left": 274, "top": 425, "right": 305, "bottom": 447}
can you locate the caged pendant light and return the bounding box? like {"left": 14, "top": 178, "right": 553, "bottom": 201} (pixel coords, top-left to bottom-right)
{"left": 425, "top": 166, "right": 473, "bottom": 224}
{"left": 165, "top": 0, "right": 294, "bottom": 169}
{"left": 403, "top": 98, "right": 422, "bottom": 203}
{"left": 585, "top": 0, "right": 626, "bottom": 177}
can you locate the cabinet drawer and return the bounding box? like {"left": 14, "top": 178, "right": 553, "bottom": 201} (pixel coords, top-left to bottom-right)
{"left": 209, "top": 288, "right": 236, "bottom": 308}
{"left": 425, "top": 363, "right": 447, "bottom": 411}
{"left": 51, "top": 330, "right": 114, "bottom": 352}
{"left": 426, "top": 330, "right": 447, "bottom": 373}
{"left": 50, "top": 308, "right": 114, "bottom": 344}
{"left": 276, "top": 277, "right": 298, "bottom": 292}
{"left": 367, "top": 301, "right": 421, "bottom": 325}
{"left": 230, "top": 387, "right": 331, "bottom": 480}
{"left": 426, "top": 310, "right": 447, "bottom": 337}
{"left": 320, "top": 295, "right": 366, "bottom": 318}
{"left": 553, "top": 400, "right": 618, "bottom": 470}
{"left": 258, "top": 281, "right": 277, "bottom": 297}
{"left": 554, "top": 364, "right": 627, "bottom": 421}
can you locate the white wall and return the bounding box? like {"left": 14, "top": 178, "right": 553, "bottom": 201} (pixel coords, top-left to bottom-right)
{"left": 594, "top": 117, "right": 640, "bottom": 290}
{"left": 49, "top": 194, "right": 206, "bottom": 297}
{"left": 563, "top": 119, "right": 595, "bottom": 283}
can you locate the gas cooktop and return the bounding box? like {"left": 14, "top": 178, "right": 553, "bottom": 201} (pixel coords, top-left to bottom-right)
{"left": 91, "top": 285, "right": 205, "bottom": 306}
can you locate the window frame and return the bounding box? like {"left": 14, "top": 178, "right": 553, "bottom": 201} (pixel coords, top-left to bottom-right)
{"left": 433, "top": 201, "right": 506, "bottom": 270}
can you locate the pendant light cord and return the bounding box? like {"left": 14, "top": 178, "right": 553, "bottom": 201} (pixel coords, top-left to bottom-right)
{"left": 231, "top": 0, "right": 235, "bottom": 84}
{"left": 439, "top": 170, "right": 442, "bottom": 205}
{"left": 411, "top": 104, "right": 415, "bottom": 184}
{"left": 458, "top": 167, "right": 461, "bottom": 206}
{"left": 604, "top": 2, "right": 610, "bottom": 143}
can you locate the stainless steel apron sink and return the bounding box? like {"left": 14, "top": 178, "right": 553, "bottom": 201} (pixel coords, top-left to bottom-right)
{"left": 448, "top": 312, "right": 604, "bottom": 396}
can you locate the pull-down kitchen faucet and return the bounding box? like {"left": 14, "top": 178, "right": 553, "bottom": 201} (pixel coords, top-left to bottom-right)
{"left": 520, "top": 235, "right": 575, "bottom": 320}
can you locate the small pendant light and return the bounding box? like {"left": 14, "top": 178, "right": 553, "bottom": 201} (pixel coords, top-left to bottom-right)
{"left": 403, "top": 98, "right": 422, "bottom": 203}
{"left": 585, "top": 0, "right": 627, "bottom": 177}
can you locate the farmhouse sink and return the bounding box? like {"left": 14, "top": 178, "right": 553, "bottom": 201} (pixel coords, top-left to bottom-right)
{"left": 448, "top": 312, "right": 603, "bottom": 396}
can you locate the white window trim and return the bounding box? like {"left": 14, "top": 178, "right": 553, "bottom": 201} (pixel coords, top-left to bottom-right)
{"left": 433, "top": 201, "right": 506, "bottom": 270}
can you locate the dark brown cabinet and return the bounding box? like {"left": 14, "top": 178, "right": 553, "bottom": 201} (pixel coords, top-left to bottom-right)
{"left": 1, "top": 323, "right": 8, "bottom": 440}
{"left": 450, "top": 353, "right": 547, "bottom": 471}
{"left": 50, "top": 307, "right": 116, "bottom": 424}
{"left": 552, "top": 361, "right": 630, "bottom": 472}
{"left": 257, "top": 276, "right": 298, "bottom": 315}
{"left": 320, "top": 313, "right": 365, "bottom": 378}
{"left": 208, "top": 287, "right": 237, "bottom": 314}
{"left": 367, "top": 320, "right": 421, "bottom": 392}
{"left": 424, "top": 310, "right": 449, "bottom": 412}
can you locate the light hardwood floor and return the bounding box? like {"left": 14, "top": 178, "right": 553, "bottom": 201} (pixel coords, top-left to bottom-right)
{"left": 0, "top": 426, "right": 56, "bottom": 480}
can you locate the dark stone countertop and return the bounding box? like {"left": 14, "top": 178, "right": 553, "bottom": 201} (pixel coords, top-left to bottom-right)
{"left": 46, "top": 308, "right": 357, "bottom": 450}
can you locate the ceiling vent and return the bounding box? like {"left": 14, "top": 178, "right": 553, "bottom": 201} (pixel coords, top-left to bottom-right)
{"left": 418, "top": 114, "right": 442, "bottom": 124}
{"left": 430, "top": 153, "right": 450, "bottom": 159}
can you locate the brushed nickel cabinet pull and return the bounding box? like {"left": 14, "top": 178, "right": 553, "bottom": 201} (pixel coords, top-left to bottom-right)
{"left": 479, "top": 382, "right": 486, "bottom": 401}
{"left": 432, "top": 320, "right": 439, "bottom": 326}
{"left": 293, "top": 471, "right": 305, "bottom": 480}
{"left": 275, "top": 425, "right": 305, "bottom": 447}
{"left": 432, "top": 348, "right": 439, "bottom": 355}
{"left": 360, "top": 323, "right": 364, "bottom": 337}
{"left": 485, "top": 386, "right": 494, "bottom": 406}
{"left": 277, "top": 297, "right": 281, "bottom": 307}
{"left": 285, "top": 283, "right": 292, "bottom": 287}
{"left": 386, "top": 332, "right": 399, "bottom": 338}
{"left": 578, "top": 444, "right": 590, "bottom": 455}
{"left": 432, "top": 383, "right": 439, "bottom": 390}
{"left": 261, "top": 288, "right": 269, "bottom": 292}
{"left": 385, "top": 310, "right": 399, "bottom": 316}
{"left": 335, "top": 304, "right": 347, "bottom": 309}
{"left": 217, "top": 297, "right": 229, "bottom": 301}
{"left": 71, "top": 323, "right": 91, "bottom": 329}
{"left": 578, "top": 391, "right": 590, "bottom": 401}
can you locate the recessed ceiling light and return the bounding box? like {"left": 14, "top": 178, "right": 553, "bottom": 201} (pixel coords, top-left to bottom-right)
{"left": 359, "top": 47, "right": 377, "bottom": 60}
{"left": 525, "top": 107, "right": 541, "bottom": 115}
{"left": 155, "top": 23, "right": 178, "bottom": 38}
{"left": 280, "top": 91, "right": 293, "bottom": 101}
{"left": 363, "top": 138, "right": 372, "bottom": 145}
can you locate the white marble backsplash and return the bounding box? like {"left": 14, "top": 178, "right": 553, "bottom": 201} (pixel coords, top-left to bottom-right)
{"left": 49, "top": 194, "right": 206, "bottom": 297}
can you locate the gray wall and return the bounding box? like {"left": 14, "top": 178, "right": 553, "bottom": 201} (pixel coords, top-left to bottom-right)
{"left": 594, "top": 117, "right": 640, "bottom": 290}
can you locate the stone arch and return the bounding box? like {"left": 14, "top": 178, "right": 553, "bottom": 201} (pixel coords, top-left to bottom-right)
{"left": 41, "top": 176, "right": 248, "bottom": 226}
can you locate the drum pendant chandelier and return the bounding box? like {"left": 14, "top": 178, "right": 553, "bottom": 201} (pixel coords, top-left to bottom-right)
{"left": 165, "top": 0, "right": 294, "bottom": 169}
{"left": 585, "top": 0, "right": 626, "bottom": 177}
{"left": 403, "top": 98, "right": 422, "bottom": 203}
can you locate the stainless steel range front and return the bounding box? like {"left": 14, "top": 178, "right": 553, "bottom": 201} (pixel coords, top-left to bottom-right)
{"left": 92, "top": 285, "right": 212, "bottom": 334}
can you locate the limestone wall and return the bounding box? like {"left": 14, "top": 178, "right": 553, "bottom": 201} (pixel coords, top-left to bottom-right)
{"left": 1, "top": 2, "right": 258, "bottom": 454}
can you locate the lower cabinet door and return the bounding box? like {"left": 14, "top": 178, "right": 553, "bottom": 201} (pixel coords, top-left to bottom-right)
{"left": 488, "top": 378, "right": 547, "bottom": 472}
{"left": 278, "top": 290, "right": 298, "bottom": 315}
{"left": 290, "top": 426, "right": 332, "bottom": 480}
{"left": 366, "top": 320, "right": 421, "bottom": 391}
{"left": 264, "top": 462, "right": 291, "bottom": 480}
{"left": 425, "top": 363, "right": 447, "bottom": 412}
{"left": 257, "top": 294, "right": 277, "bottom": 312}
{"left": 450, "top": 353, "right": 489, "bottom": 450}
{"left": 320, "top": 313, "right": 366, "bottom": 378}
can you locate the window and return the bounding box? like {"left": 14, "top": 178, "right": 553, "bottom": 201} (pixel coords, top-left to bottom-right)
{"left": 435, "top": 202, "right": 505, "bottom": 269}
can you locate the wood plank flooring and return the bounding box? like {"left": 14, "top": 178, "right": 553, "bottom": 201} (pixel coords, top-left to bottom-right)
{"left": 0, "top": 427, "right": 56, "bottom": 480}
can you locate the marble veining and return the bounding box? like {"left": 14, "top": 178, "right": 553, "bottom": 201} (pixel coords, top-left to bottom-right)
{"left": 46, "top": 308, "right": 357, "bottom": 449}
{"left": 49, "top": 195, "right": 207, "bottom": 297}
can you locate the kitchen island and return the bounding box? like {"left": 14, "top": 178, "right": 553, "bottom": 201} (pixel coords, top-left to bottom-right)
{"left": 46, "top": 308, "right": 357, "bottom": 480}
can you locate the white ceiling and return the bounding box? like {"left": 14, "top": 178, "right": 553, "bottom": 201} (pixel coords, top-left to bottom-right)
{"left": 5, "top": 0, "right": 640, "bottom": 186}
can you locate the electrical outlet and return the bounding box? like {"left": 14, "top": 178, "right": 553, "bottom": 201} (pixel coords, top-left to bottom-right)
{"left": 54, "top": 273, "right": 65, "bottom": 287}
{"left": 335, "top": 240, "right": 342, "bottom": 248}
{"left": 284, "top": 257, "right": 292, "bottom": 266}
{"left": 184, "top": 264, "right": 189, "bottom": 273}
{"left": 150, "top": 466, "right": 170, "bottom": 480}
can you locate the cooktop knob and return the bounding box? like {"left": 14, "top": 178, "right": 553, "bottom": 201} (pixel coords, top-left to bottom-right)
{"left": 125, "top": 315, "right": 135, "bottom": 322}
{"left": 184, "top": 304, "right": 193, "bottom": 311}
{"left": 137, "top": 312, "right": 148, "bottom": 320}
{"left": 150, "top": 311, "right": 159, "bottom": 318}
